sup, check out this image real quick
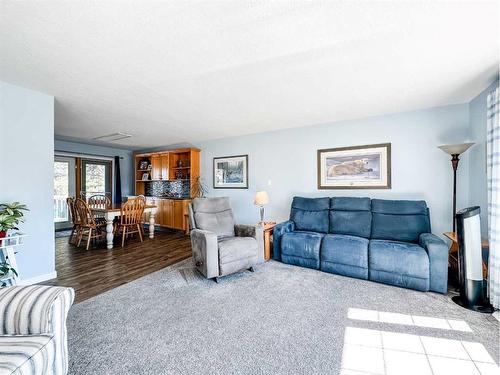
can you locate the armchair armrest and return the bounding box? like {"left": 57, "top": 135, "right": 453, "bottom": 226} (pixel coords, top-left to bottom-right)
{"left": 0, "top": 285, "right": 74, "bottom": 335}
{"left": 0, "top": 285, "right": 74, "bottom": 374}
{"left": 273, "top": 220, "right": 295, "bottom": 261}
{"left": 419, "top": 233, "right": 449, "bottom": 294}
{"left": 235, "top": 224, "right": 264, "bottom": 263}
{"left": 190, "top": 228, "right": 219, "bottom": 278}
{"left": 235, "top": 224, "right": 259, "bottom": 238}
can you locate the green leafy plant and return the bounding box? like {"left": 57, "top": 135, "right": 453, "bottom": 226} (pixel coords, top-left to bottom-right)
{"left": 0, "top": 202, "right": 29, "bottom": 233}
{"left": 0, "top": 261, "right": 18, "bottom": 287}
{"left": 191, "top": 176, "right": 208, "bottom": 198}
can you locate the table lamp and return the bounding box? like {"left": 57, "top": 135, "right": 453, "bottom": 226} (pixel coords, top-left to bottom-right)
{"left": 254, "top": 191, "right": 269, "bottom": 224}
{"left": 438, "top": 142, "right": 474, "bottom": 232}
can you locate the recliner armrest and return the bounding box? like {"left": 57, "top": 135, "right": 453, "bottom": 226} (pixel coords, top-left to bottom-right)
{"left": 190, "top": 229, "right": 219, "bottom": 278}
{"left": 419, "top": 233, "right": 449, "bottom": 294}
{"left": 273, "top": 220, "right": 295, "bottom": 261}
{"left": 234, "top": 224, "right": 261, "bottom": 238}
{"left": 235, "top": 224, "right": 264, "bottom": 263}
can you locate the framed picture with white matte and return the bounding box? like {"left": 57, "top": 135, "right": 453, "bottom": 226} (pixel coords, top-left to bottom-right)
{"left": 317, "top": 143, "right": 391, "bottom": 189}
{"left": 213, "top": 155, "right": 248, "bottom": 189}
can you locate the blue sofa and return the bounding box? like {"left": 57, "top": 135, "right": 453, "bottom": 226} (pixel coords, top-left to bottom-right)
{"left": 273, "top": 197, "right": 448, "bottom": 293}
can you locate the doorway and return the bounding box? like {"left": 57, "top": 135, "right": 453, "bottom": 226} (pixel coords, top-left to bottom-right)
{"left": 54, "top": 156, "right": 76, "bottom": 230}
{"left": 53, "top": 155, "right": 113, "bottom": 230}
{"left": 81, "top": 159, "right": 112, "bottom": 201}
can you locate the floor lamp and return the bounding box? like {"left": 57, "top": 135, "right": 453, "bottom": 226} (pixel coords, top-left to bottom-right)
{"left": 438, "top": 143, "right": 474, "bottom": 232}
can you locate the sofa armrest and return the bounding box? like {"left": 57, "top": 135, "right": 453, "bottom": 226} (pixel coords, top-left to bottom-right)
{"left": 0, "top": 285, "right": 74, "bottom": 335}
{"left": 190, "top": 228, "right": 219, "bottom": 278}
{"left": 273, "top": 220, "right": 295, "bottom": 261}
{"left": 0, "top": 285, "right": 74, "bottom": 374}
{"left": 235, "top": 224, "right": 265, "bottom": 263}
{"left": 419, "top": 233, "right": 449, "bottom": 294}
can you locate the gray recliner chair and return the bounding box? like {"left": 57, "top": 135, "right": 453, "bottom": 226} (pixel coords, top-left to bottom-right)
{"left": 189, "top": 197, "right": 263, "bottom": 282}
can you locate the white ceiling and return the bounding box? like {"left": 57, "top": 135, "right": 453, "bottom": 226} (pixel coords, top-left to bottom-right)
{"left": 1, "top": 1, "right": 498, "bottom": 149}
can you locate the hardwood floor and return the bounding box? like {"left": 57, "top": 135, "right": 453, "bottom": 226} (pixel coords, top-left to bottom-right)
{"left": 43, "top": 229, "right": 192, "bottom": 303}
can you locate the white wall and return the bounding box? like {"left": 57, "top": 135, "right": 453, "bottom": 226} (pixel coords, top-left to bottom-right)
{"left": 468, "top": 79, "right": 499, "bottom": 238}
{"left": 0, "top": 82, "right": 55, "bottom": 282}
{"left": 195, "top": 104, "right": 471, "bottom": 237}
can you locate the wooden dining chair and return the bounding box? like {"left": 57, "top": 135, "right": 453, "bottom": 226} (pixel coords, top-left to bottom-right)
{"left": 130, "top": 195, "right": 147, "bottom": 237}
{"left": 66, "top": 197, "right": 80, "bottom": 245}
{"left": 87, "top": 194, "right": 111, "bottom": 223}
{"left": 115, "top": 199, "right": 145, "bottom": 247}
{"left": 74, "top": 198, "right": 106, "bottom": 250}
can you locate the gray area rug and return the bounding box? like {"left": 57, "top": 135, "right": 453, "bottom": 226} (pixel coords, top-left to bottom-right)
{"left": 55, "top": 230, "right": 72, "bottom": 238}
{"left": 67, "top": 259, "right": 499, "bottom": 375}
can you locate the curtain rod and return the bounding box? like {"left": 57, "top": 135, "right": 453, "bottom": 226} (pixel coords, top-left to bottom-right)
{"left": 54, "top": 150, "right": 124, "bottom": 159}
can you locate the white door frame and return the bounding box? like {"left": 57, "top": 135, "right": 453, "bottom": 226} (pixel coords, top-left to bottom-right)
{"left": 54, "top": 155, "right": 76, "bottom": 230}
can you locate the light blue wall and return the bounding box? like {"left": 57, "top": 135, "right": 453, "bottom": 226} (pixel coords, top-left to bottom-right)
{"left": 54, "top": 139, "right": 134, "bottom": 198}
{"left": 194, "top": 104, "right": 471, "bottom": 238}
{"left": 468, "top": 79, "right": 499, "bottom": 238}
{"left": 0, "top": 82, "right": 55, "bottom": 282}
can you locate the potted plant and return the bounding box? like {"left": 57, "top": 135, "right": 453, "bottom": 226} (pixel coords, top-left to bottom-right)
{"left": 0, "top": 202, "right": 27, "bottom": 287}
{"left": 191, "top": 176, "right": 208, "bottom": 198}
{"left": 0, "top": 262, "right": 18, "bottom": 287}
{"left": 0, "top": 202, "right": 29, "bottom": 239}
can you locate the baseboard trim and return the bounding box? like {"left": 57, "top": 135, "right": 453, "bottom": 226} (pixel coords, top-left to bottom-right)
{"left": 17, "top": 271, "right": 57, "bottom": 285}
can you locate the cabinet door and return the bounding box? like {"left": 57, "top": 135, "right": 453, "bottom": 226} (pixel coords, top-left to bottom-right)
{"left": 160, "top": 154, "right": 169, "bottom": 180}
{"left": 173, "top": 200, "right": 185, "bottom": 229}
{"left": 154, "top": 199, "right": 164, "bottom": 226}
{"left": 163, "top": 199, "right": 173, "bottom": 227}
{"left": 151, "top": 155, "right": 161, "bottom": 180}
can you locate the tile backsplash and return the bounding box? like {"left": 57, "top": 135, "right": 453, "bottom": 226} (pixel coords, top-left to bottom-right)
{"left": 144, "top": 180, "right": 190, "bottom": 198}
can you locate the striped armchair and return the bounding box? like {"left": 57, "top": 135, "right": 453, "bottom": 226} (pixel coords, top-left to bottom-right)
{"left": 0, "top": 285, "right": 75, "bottom": 375}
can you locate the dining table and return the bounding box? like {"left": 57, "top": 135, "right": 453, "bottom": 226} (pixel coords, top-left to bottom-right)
{"left": 90, "top": 203, "right": 158, "bottom": 249}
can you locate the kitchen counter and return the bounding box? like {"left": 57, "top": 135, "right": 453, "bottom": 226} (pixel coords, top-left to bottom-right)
{"left": 127, "top": 195, "right": 190, "bottom": 201}
{"left": 127, "top": 195, "right": 190, "bottom": 233}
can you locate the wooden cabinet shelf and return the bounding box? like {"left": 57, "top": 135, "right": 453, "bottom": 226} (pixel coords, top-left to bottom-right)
{"left": 134, "top": 147, "right": 200, "bottom": 233}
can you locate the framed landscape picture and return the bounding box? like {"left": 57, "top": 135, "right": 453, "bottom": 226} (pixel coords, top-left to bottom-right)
{"left": 317, "top": 143, "right": 391, "bottom": 189}
{"left": 213, "top": 155, "right": 248, "bottom": 189}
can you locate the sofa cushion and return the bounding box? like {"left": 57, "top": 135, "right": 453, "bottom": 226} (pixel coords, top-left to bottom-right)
{"left": 321, "top": 234, "right": 369, "bottom": 279}
{"left": 371, "top": 199, "right": 430, "bottom": 242}
{"left": 193, "top": 197, "right": 235, "bottom": 238}
{"left": 369, "top": 240, "right": 430, "bottom": 289}
{"left": 0, "top": 334, "right": 55, "bottom": 375}
{"left": 329, "top": 197, "right": 372, "bottom": 238}
{"left": 290, "top": 197, "right": 330, "bottom": 233}
{"left": 218, "top": 237, "right": 258, "bottom": 264}
{"left": 281, "top": 231, "right": 324, "bottom": 269}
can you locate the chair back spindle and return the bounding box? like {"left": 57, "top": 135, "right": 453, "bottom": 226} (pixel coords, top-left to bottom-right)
{"left": 88, "top": 195, "right": 111, "bottom": 209}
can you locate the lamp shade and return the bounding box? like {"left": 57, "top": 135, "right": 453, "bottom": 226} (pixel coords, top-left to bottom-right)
{"left": 438, "top": 143, "right": 474, "bottom": 155}
{"left": 254, "top": 191, "right": 269, "bottom": 206}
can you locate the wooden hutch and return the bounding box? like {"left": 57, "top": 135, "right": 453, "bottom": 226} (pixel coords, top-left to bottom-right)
{"left": 134, "top": 148, "right": 200, "bottom": 233}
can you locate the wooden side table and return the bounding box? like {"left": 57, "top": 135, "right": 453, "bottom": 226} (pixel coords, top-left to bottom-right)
{"left": 262, "top": 222, "right": 276, "bottom": 261}
{"left": 443, "top": 231, "right": 489, "bottom": 279}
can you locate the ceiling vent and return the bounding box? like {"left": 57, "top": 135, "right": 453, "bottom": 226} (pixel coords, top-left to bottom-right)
{"left": 92, "top": 132, "right": 132, "bottom": 142}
